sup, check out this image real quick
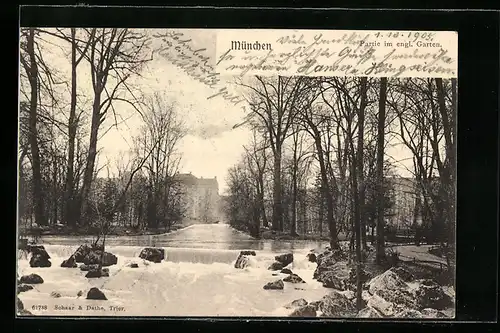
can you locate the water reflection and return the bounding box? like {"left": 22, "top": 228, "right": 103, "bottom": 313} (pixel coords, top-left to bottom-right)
{"left": 40, "top": 224, "right": 328, "bottom": 253}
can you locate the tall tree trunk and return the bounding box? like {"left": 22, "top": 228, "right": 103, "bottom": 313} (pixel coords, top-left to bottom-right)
{"left": 272, "top": 149, "right": 282, "bottom": 231}
{"left": 64, "top": 28, "right": 78, "bottom": 227}
{"left": 358, "top": 78, "right": 368, "bottom": 252}
{"left": 79, "top": 89, "right": 102, "bottom": 224}
{"left": 318, "top": 188, "right": 324, "bottom": 236}
{"left": 291, "top": 164, "right": 298, "bottom": 236}
{"left": 26, "top": 28, "right": 47, "bottom": 226}
{"left": 375, "top": 77, "right": 388, "bottom": 264}
{"left": 315, "top": 136, "right": 339, "bottom": 250}
{"left": 259, "top": 181, "right": 268, "bottom": 228}
{"left": 52, "top": 155, "right": 58, "bottom": 224}
{"left": 354, "top": 76, "right": 368, "bottom": 310}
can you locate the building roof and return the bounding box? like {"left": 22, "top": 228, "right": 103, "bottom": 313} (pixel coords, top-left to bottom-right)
{"left": 174, "top": 173, "right": 218, "bottom": 188}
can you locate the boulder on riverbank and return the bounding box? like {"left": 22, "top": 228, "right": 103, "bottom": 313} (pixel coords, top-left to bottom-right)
{"left": 415, "top": 279, "right": 453, "bottom": 310}
{"left": 263, "top": 279, "right": 284, "bottom": 290}
{"left": 306, "top": 246, "right": 454, "bottom": 319}
{"left": 284, "top": 298, "right": 308, "bottom": 309}
{"left": 317, "top": 291, "right": 357, "bottom": 317}
{"left": 139, "top": 247, "right": 164, "bottom": 263}
{"left": 19, "top": 273, "right": 44, "bottom": 284}
{"left": 86, "top": 287, "right": 107, "bottom": 300}
{"left": 313, "top": 248, "right": 346, "bottom": 280}
{"left": 289, "top": 304, "right": 317, "bottom": 317}
{"left": 356, "top": 306, "right": 383, "bottom": 318}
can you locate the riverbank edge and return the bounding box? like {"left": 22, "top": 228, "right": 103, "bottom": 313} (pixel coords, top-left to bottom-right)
{"left": 19, "top": 223, "right": 188, "bottom": 238}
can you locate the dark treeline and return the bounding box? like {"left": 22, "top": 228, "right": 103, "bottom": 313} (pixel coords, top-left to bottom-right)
{"left": 18, "top": 28, "right": 187, "bottom": 238}
{"left": 222, "top": 75, "right": 456, "bottom": 267}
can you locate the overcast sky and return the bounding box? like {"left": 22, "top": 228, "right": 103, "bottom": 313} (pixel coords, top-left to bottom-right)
{"left": 28, "top": 29, "right": 413, "bottom": 194}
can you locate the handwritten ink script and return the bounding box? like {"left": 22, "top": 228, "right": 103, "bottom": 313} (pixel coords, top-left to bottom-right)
{"left": 150, "top": 30, "right": 221, "bottom": 89}
{"left": 215, "top": 30, "right": 458, "bottom": 78}
{"left": 149, "top": 30, "right": 247, "bottom": 122}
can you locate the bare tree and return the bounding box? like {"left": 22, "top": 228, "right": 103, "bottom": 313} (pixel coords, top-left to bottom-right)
{"left": 243, "top": 129, "right": 270, "bottom": 229}
{"left": 375, "top": 77, "right": 388, "bottom": 264}
{"left": 133, "top": 92, "right": 186, "bottom": 230}
{"left": 239, "top": 75, "right": 308, "bottom": 231}
{"left": 78, "top": 28, "right": 152, "bottom": 225}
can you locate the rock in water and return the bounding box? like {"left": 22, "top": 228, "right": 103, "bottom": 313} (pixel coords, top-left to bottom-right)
{"left": 240, "top": 250, "right": 256, "bottom": 256}
{"left": 139, "top": 247, "right": 165, "bottom": 263}
{"left": 289, "top": 304, "right": 317, "bottom": 317}
{"left": 268, "top": 261, "right": 284, "bottom": 271}
{"left": 285, "top": 298, "right": 308, "bottom": 309}
{"left": 307, "top": 253, "right": 317, "bottom": 263}
{"left": 280, "top": 268, "right": 293, "bottom": 274}
{"left": 73, "top": 244, "right": 104, "bottom": 263}
{"left": 29, "top": 253, "right": 51, "bottom": 267}
{"left": 19, "top": 273, "right": 44, "bottom": 284}
{"left": 129, "top": 263, "right": 139, "bottom": 268}
{"left": 415, "top": 279, "right": 453, "bottom": 310}
{"left": 27, "top": 245, "right": 50, "bottom": 259}
{"left": 275, "top": 253, "right": 293, "bottom": 267}
{"left": 61, "top": 255, "right": 78, "bottom": 268}
{"left": 356, "top": 306, "right": 383, "bottom": 318}
{"left": 80, "top": 264, "right": 99, "bottom": 271}
{"left": 86, "top": 287, "right": 107, "bottom": 300}
{"left": 17, "top": 284, "right": 34, "bottom": 293}
{"left": 263, "top": 279, "right": 284, "bottom": 290}
{"left": 73, "top": 244, "right": 92, "bottom": 262}
{"left": 77, "top": 290, "right": 83, "bottom": 297}
{"left": 51, "top": 291, "right": 62, "bottom": 298}
{"left": 102, "top": 252, "right": 118, "bottom": 266}
{"left": 85, "top": 268, "right": 110, "bottom": 278}
{"left": 82, "top": 251, "right": 117, "bottom": 267}
{"left": 318, "top": 291, "right": 357, "bottom": 317}
{"left": 283, "top": 273, "right": 306, "bottom": 284}
{"left": 234, "top": 253, "right": 250, "bottom": 269}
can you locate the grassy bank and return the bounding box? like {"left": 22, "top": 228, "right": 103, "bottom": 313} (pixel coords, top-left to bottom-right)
{"left": 259, "top": 229, "right": 334, "bottom": 242}
{"left": 19, "top": 223, "right": 187, "bottom": 237}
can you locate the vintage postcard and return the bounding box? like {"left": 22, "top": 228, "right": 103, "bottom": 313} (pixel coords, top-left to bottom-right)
{"left": 17, "top": 27, "right": 457, "bottom": 318}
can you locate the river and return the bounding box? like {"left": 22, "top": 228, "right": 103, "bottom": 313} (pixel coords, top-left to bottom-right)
{"left": 18, "top": 224, "right": 332, "bottom": 317}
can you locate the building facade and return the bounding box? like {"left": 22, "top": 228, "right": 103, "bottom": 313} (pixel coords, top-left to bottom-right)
{"left": 386, "top": 176, "right": 423, "bottom": 230}
{"left": 174, "top": 173, "right": 221, "bottom": 224}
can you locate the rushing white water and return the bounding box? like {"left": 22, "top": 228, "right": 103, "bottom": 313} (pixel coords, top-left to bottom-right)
{"left": 17, "top": 243, "right": 330, "bottom": 317}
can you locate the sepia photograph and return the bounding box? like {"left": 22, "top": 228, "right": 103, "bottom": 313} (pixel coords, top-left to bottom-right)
{"left": 17, "top": 27, "right": 457, "bottom": 319}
